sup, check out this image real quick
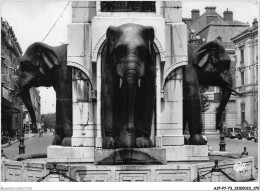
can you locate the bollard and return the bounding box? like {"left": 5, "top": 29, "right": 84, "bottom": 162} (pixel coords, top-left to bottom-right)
{"left": 241, "top": 147, "right": 248, "bottom": 158}
{"left": 197, "top": 172, "right": 200, "bottom": 182}
{"left": 1, "top": 149, "right": 7, "bottom": 159}
{"left": 219, "top": 132, "right": 226, "bottom": 151}
{"left": 48, "top": 163, "right": 60, "bottom": 182}
{"left": 211, "top": 160, "right": 222, "bottom": 182}
{"left": 18, "top": 135, "right": 25, "bottom": 154}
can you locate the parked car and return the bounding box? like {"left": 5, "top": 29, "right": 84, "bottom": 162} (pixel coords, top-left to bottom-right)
{"left": 242, "top": 125, "right": 257, "bottom": 140}
{"left": 254, "top": 130, "right": 258, "bottom": 142}
{"left": 225, "top": 127, "right": 242, "bottom": 139}
{"left": 252, "top": 126, "right": 258, "bottom": 142}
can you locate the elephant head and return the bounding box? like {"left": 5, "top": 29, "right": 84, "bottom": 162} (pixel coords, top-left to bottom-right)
{"left": 101, "top": 24, "right": 156, "bottom": 148}
{"left": 14, "top": 42, "right": 72, "bottom": 145}
{"left": 192, "top": 40, "right": 240, "bottom": 131}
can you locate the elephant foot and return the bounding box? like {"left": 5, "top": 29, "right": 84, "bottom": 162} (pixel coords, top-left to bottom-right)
{"left": 61, "top": 137, "right": 71, "bottom": 146}
{"left": 184, "top": 136, "right": 189, "bottom": 145}
{"left": 189, "top": 134, "right": 207, "bottom": 145}
{"left": 52, "top": 135, "right": 63, "bottom": 145}
{"left": 135, "top": 137, "right": 153, "bottom": 148}
{"left": 103, "top": 136, "right": 121, "bottom": 149}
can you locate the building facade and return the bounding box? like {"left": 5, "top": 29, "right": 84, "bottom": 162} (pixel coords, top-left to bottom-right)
{"left": 1, "top": 18, "right": 41, "bottom": 136}
{"left": 231, "top": 19, "right": 258, "bottom": 130}
{"left": 1, "top": 18, "right": 23, "bottom": 137}
{"left": 183, "top": 7, "right": 249, "bottom": 134}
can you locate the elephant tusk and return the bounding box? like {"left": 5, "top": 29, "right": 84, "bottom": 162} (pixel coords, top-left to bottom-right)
{"left": 138, "top": 79, "right": 141, "bottom": 87}
{"left": 226, "top": 86, "right": 242, "bottom": 96}
{"left": 119, "top": 78, "right": 123, "bottom": 88}
{"left": 12, "top": 88, "right": 24, "bottom": 97}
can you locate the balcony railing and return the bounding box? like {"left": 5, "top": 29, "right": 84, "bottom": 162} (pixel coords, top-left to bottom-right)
{"left": 238, "top": 86, "right": 245, "bottom": 92}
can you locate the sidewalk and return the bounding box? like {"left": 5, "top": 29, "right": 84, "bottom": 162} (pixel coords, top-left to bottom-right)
{"left": 1, "top": 134, "right": 37, "bottom": 148}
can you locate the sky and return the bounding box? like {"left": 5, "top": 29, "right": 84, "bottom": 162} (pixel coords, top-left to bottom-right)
{"left": 1, "top": 0, "right": 259, "bottom": 114}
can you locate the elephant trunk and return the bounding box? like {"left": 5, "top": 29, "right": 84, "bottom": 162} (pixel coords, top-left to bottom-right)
{"left": 14, "top": 71, "right": 38, "bottom": 133}
{"left": 20, "top": 88, "right": 38, "bottom": 133}
{"left": 124, "top": 69, "right": 138, "bottom": 136}
{"left": 13, "top": 71, "right": 36, "bottom": 97}
{"left": 216, "top": 70, "right": 232, "bottom": 131}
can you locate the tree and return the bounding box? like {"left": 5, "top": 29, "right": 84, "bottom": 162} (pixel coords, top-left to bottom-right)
{"left": 200, "top": 86, "right": 210, "bottom": 112}
{"left": 41, "top": 113, "right": 56, "bottom": 131}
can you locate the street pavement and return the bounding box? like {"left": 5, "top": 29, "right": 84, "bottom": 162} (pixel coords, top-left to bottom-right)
{"left": 2, "top": 132, "right": 54, "bottom": 160}
{"left": 206, "top": 135, "right": 258, "bottom": 168}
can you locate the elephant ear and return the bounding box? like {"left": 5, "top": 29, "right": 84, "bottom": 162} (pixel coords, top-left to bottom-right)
{"left": 194, "top": 49, "right": 210, "bottom": 68}
{"left": 41, "top": 49, "right": 59, "bottom": 69}
{"left": 106, "top": 26, "right": 120, "bottom": 54}
{"left": 193, "top": 41, "right": 218, "bottom": 68}
{"left": 144, "top": 26, "right": 155, "bottom": 61}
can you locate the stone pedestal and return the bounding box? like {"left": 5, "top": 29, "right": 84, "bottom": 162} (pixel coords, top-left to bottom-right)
{"left": 95, "top": 148, "right": 166, "bottom": 165}
{"left": 47, "top": 146, "right": 94, "bottom": 163}
{"left": 166, "top": 145, "right": 209, "bottom": 161}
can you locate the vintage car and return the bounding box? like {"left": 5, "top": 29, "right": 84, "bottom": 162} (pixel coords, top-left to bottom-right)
{"left": 225, "top": 127, "right": 242, "bottom": 139}
{"left": 254, "top": 130, "right": 258, "bottom": 142}
{"left": 253, "top": 126, "right": 258, "bottom": 142}
{"left": 242, "top": 125, "right": 257, "bottom": 140}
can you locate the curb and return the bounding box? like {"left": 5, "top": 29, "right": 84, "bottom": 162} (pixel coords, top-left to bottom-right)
{"left": 1, "top": 134, "right": 37, "bottom": 148}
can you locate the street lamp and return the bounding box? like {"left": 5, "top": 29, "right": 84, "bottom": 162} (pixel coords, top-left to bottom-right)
{"left": 214, "top": 92, "right": 226, "bottom": 151}
{"left": 18, "top": 110, "right": 25, "bottom": 154}
{"left": 18, "top": 133, "right": 25, "bottom": 154}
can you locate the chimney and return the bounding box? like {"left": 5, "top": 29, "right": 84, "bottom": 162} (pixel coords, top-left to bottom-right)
{"left": 205, "top": 6, "right": 216, "bottom": 13}
{"left": 223, "top": 8, "right": 233, "bottom": 21}
{"left": 207, "top": 15, "right": 218, "bottom": 24}
{"left": 191, "top": 9, "right": 200, "bottom": 22}
{"left": 252, "top": 18, "right": 258, "bottom": 27}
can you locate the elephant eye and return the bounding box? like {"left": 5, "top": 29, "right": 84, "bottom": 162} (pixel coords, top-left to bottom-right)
{"left": 114, "top": 45, "right": 127, "bottom": 57}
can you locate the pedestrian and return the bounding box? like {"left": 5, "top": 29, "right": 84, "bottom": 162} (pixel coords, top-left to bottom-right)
{"left": 39, "top": 130, "right": 43, "bottom": 138}
{"left": 8, "top": 136, "right": 11, "bottom": 145}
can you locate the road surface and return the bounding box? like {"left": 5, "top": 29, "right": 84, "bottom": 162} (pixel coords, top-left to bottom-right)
{"left": 2, "top": 132, "right": 53, "bottom": 160}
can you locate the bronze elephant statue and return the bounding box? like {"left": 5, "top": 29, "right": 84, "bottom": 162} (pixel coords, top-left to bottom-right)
{"left": 14, "top": 42, "right": 72, "bottom": 146}
{"left": 101, "top": 23, "right": 156, "bottom": 148}
{"left": 183, "top": 39, "right": 240, "bottom": 145}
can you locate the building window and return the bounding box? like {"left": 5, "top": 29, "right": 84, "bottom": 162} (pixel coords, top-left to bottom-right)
{"left": 101, "top": 1, "right": 156, "bottom": 12}
{"left": 256, "top": 56, "right": 258, "bottom": 83}
{"left": 240, "top": 48, "right": 244, "bottom": 65}
{"left": 241, "top": 71, "right": 245, "bottom": 85}
{"left": 241, "top": 102, "right": 245, "bottom": 123}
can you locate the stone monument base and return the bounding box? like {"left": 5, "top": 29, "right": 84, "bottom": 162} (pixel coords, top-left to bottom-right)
{"left": 47, "top": 146, "right": 94, "bottom": 163}
{"left": 46, "top": 145, "right": 209, "bottom": 164}
{"left": 165, "top": 145, "right": 209, "bottom": 161}
{"left": 95, "top": 148, "right": 166, "bottom": 165}
{"left": 1, "top": 155, "right": 255, "bottom": 182}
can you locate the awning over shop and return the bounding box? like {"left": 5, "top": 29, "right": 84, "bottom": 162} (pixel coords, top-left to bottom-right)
{"left": 1, "top": 97, "right": 21, "bottom": 114}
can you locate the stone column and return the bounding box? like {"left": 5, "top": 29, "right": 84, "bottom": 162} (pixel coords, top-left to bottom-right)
{"left": 66, "top": 2, "right": 96, "bottom": 162}
{"left": 157, "top": 1, "right": 187, "bottom": 146}
{"left": 95, "top": 55, "right": 102, "bottom": 148}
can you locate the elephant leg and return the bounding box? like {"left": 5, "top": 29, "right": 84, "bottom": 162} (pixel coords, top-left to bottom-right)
{"left": 102, "top": 95, "right": 121, "bottom": 148}
{"left": 183, "top": 66, "right": 206, "bottom": 145}
{"left": 101, "top": 67, "right": 122, "bottom": 148}
{"left": 53, "top": 67, "right": 72, "bottom": 146}
{"left": 135, "top": 77, "right": 155, "bottom": 148}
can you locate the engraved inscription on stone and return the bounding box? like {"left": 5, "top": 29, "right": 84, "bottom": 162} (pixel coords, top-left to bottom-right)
{"left": 6, "top": 167, "right": 22, "bottom": 182}
{"left": 77, "top": 171, "right": 111, "bottom": 182}
{"left": 101, "top": 1, "right": 155, "bottom": 12}
{"left": 155, "top": 170, "right": 189, "bottom": 182}
{"left": 26, "top": 169, "right": 44, "bottom": 182}
{"left": 116, "top": 171, "right": 151, "bottom": 182}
